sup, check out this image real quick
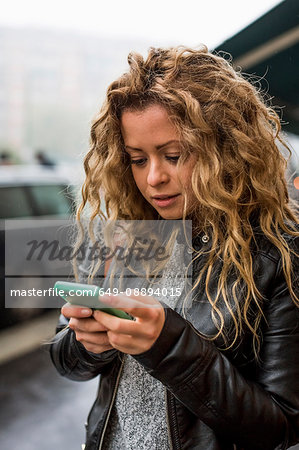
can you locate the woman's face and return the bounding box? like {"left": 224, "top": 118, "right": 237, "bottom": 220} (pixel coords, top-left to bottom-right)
{"left": 120, "top": 104, "right": 198, "bottom": 219}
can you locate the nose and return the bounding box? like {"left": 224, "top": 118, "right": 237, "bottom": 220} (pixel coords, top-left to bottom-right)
{"left": 147, "top": 160, "right": 169, "bottom": 187}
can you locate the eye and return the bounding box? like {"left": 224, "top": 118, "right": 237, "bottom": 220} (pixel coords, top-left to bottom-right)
{"left": 166, "top": 156, "right": 180, "bottom": 163}
{"left": 130, "top": 158, "right": 147, "bottom": 166}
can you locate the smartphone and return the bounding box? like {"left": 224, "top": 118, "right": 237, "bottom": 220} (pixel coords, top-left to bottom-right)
{"left": 54, "top": 281, "right": 133, "bottom": 320}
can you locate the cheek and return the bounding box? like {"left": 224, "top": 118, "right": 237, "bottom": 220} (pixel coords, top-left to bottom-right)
{"left": 178, "top": 161, "right": 197, "bottom": 205}
{"left": 131, "top": 169, "right": 146, "bottom": 193}
{"left": 179, "top": 163, "right": 194, "bottom": 191}
{"left": 181, "top": 175, "right": 193, "bottom": 191}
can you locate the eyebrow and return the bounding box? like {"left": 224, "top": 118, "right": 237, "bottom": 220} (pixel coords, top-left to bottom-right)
{"left": 125, "top": 140, "right": 180, "bottom": 152}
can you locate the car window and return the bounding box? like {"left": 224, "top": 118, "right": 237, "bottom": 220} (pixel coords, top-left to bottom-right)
{"left": 0, "top": 186, "right": 34, "bottom": 218}
{"left": 29, "top": 184, "right": 73, "bottom": 216}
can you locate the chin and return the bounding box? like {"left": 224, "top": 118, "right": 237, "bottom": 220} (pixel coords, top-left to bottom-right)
{"left": 157, "top": 211, "right": 183, "bottom": 220}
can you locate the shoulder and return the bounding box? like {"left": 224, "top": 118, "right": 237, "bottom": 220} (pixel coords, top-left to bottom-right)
{"left": 250, "top": 222, "right": 299, "bottom": 264}
{"left": 248, "top": 222, "right": 298, "bottom": 300}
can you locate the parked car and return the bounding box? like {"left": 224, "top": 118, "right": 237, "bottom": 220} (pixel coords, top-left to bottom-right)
{"left": 0, "top": 165, "right": 78, "bottom": 329}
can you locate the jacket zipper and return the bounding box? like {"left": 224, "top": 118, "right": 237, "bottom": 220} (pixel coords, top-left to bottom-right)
{"left": 97, "top": 354, "right": 126, "bottom": 450}
{"left": 165, "top": 388, "right": 181, "bottom": 450}
{"left": 165, "top": 388, "right": 174, "bottom": 450}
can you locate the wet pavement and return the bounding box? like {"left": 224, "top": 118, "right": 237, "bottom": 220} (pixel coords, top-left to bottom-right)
{"left": 0, "top": 346, "right": 98, "bottom": 450}
{"left": 1, "top": 337, "right": 299, "bottom": 450}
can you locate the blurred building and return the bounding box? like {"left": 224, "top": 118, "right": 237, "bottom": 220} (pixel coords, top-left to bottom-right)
{"left": 214, "top": 0, "right": 299, "bottom": 201}
{"left": 0, "top": 27, "right": 150, "bottom": 161}
{"left": 214, "top": 0, "right": 299, "bottom": 136}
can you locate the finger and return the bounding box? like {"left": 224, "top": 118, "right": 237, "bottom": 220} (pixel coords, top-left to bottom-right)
{"left": 93, "top": 309, "right": 138, "bottom": 335}
{"left": 69, "top": 317, "right": 108, "bottom": 333}
{"left": 107, "top": 331, "right": 150, "bottom": 355}
{"left": 75, "top": 330, "right": 111, "bottom": 347}
{"left": 61, "top": 303, "right": 93, "bottom": 319}
{"left": 93, "top": 308, "right": 162, "bottom": 338}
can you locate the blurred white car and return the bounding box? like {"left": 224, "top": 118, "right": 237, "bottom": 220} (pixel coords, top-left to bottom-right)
{"left": 0, "top": 165, "right": 77, "bottom": 329}
{"left": 0, "top": 165, "right": 76, "bottom": 219}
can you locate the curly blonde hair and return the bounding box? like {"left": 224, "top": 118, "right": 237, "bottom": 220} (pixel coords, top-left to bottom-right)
{"left": 77, "top": 45, "right": 299, "bottom": 355}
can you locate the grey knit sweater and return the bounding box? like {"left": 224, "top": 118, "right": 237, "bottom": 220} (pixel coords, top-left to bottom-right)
{"left": 101, "top": 240, "right": 187, "bottom": 449}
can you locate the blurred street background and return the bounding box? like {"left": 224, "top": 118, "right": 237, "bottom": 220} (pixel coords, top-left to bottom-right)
{"left": 0, "top": 0, "right": 298, "bottom": 449}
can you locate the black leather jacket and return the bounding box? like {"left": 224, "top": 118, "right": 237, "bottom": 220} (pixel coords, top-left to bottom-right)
{"left": 49, "top": 227, "right": 299, "bottom": 450}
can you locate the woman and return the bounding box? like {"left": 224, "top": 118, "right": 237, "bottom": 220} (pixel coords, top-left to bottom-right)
{"left": 49, "top": 46, "right": 299, "bottom": 450}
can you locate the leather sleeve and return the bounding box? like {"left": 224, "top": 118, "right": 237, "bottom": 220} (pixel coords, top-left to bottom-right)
{"left": 133, "top": 247, "right": 299, "bottom": 449}
{"left": 49, "top": 223, "right": 120, "bottom": 381}
{"left": 49, "top": 314, "right": 119, "bottom": 382}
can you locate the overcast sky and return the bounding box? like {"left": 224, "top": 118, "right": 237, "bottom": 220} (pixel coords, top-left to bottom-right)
{"left": 1, "top": 0, "right": 282, "bottom": 49}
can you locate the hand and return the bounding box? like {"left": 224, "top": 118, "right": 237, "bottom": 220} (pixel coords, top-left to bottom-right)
{"left": 61, "top": 304, "right": 114, "bottom": 353}
{"left": 93, "top": 293, "right": 165, "bottom": 355}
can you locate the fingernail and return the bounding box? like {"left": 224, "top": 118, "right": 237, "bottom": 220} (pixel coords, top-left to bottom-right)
{"left": 81, "top": 308, "right": 91, "bottom": 315}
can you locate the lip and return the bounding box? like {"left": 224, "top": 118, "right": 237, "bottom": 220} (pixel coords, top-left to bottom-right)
{"left": 151, "top": 194, "right": 180, "bottom": 207}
